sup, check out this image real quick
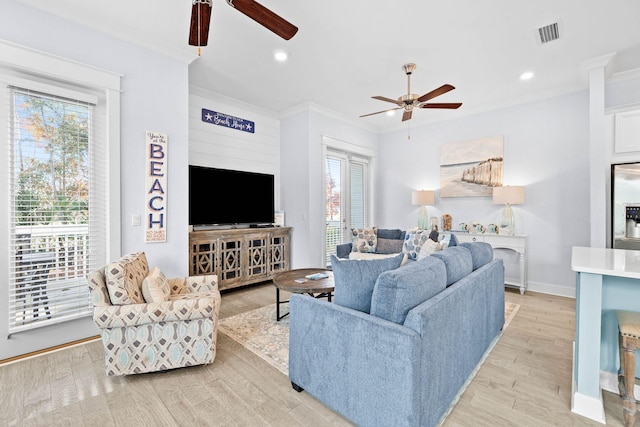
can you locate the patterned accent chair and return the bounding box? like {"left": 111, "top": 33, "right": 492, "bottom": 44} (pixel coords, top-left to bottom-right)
{"left": 87, "top": 252, "right": 221, "bottom": 376}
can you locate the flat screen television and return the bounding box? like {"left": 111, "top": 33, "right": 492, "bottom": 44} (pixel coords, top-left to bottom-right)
{"left": 189, "top": 165, "right": 275, "bottom": 227}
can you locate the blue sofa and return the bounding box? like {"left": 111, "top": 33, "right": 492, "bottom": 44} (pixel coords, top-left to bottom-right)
{"left": 336, "top": 228, "right": 458, "bottom": 260}
{"left": 289, "top": 242, "right": 505, "bottom": 427}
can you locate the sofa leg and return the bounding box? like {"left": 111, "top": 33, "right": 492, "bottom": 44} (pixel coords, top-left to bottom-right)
{"left": 291, "top": 382, "right": 304, "bottom": 392}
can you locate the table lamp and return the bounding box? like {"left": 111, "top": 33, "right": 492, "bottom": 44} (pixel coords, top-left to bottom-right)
{"left": 411, "top": 190, "right": 435, "bottom": 230}
{"left": 493, "top": 186, "right": 525, "bottom": 235}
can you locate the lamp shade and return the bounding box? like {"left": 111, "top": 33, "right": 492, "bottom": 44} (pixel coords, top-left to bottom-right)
{"left": 411, "top": 190, "right": 435, "bottom": 206}
{"left": 493, "top": 186, "right": 525, "bottom": 205}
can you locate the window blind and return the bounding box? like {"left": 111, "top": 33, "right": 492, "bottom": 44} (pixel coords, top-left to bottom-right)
{"left": 7, "top": 85, "right": 106, "bottom": 333}
{"left": 349, "top": 160, "right": 367, "bottom": 229}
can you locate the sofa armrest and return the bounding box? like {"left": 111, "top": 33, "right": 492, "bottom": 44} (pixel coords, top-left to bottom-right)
{"left": 168, "top": 274, "right": 218, "bottom": 295}
{"left": 93, "top": 294, "right": 220, "bottom": 329}
{"left": 289, "top": 294, "right": 421, "bottom": 427}
{"left": 335, "top": 243, "right": 352, "bottom": 259}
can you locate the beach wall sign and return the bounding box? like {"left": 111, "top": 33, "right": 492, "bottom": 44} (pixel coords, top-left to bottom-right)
{"left": 202, "top": 108, "right": 255, "bottom": 133}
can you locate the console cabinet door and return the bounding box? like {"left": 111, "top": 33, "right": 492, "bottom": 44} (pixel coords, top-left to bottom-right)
{"left": 189, "top": 227, "right": 292, "bottom": 290}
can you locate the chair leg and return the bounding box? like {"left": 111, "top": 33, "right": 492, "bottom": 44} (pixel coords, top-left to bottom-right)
{"left": 622, "top": 342, "right": 637, "bottom": 427}
{"left": 619, "top": 332, "right": 626, "bottom": 397}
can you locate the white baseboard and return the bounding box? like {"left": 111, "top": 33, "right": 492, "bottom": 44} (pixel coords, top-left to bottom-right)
{"left": 571, "top": 341, "right": 606, "bottom": 424}
{"left": 526, "top": 280, "right": 575, "bottom": 298}
{"left": 600, "top": 370, "right": 640, "bottom": 396}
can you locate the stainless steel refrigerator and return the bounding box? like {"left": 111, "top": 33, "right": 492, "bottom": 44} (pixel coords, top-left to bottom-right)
{"left": 612, "top": 162, "right": 640, "bottom": 250}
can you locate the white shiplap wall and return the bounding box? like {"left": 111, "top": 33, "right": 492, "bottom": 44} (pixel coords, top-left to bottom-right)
{"left": 189, "top": 86, "right": 281, "bottom": 208}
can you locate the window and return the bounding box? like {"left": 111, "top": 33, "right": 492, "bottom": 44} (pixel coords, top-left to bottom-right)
{"left": 324, "top": 149, "right": 370, "bottom": 265}
{"left": 5, "top": 85, "right": 107, "bottom": 333}
{"left": 0, "top": 45, "right": 121, "bottom": 341}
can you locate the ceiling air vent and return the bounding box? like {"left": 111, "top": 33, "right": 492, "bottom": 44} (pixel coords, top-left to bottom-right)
{"left": 537, "top": 22, "right": 560, "bottom": 44}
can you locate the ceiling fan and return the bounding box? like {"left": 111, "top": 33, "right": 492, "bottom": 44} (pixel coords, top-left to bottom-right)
{"left": 189, "top": 0, "right": 298, "bottom": 53}
{"left": 360, "top": 63, "right": 462, "bottom": 122}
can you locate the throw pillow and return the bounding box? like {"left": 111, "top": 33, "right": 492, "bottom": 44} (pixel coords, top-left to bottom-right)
{"left": 331, "top": 253, "right": 403, "bottom": 313}
{"left": 417, "top": 239, "right": 442, "bottom": 261}
{"left": 377, "top": 229, "right": 406, "bottom": 240}
{"left": 376, "top": 237, "right": 404, "bottom": 254}
{"left": 350, "top": 226, "right": 378, "bottom": 253}
{"left": 142, "top": 266, "right": 170, "bottom": 303}
{"left": 106, "top": 252, "right": 149, "bottom": 305}
{"left": 402, "top": 230, "right": 430, "bottom": 260}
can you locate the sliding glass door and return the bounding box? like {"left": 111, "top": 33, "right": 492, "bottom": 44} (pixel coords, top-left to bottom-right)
{"left": 324, "top": 150, "right": 369, "bottom": 266}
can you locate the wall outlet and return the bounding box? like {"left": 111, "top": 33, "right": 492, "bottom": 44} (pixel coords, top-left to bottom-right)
{"left": 131, "top": 214, "right": 141, "bottom": 226}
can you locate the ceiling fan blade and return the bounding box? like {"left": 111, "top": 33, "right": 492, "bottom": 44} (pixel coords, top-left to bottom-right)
{"left": 189, "top": 1, "right": 213, "bottom": 46}
{"left": 372, "top": 96, "right": 403, "bottom": 106}
{"left": 417, "top": 84, "right": 455, "bottom": 103}
{"left": 227, "top": 0, "right": 298, "bottom": 40}
{"left": 420, "top": 103, "right": 463, "bottom": 109}
{"left": 402, "top": 110, "right": 413, "bottom": 122}
{"left": 360, "top": 107, "right": 402, "bottom": 118}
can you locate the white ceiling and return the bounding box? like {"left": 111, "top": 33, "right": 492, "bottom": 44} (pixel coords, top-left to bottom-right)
{"left": 18, "top": 0, "right": 640, "bottom": 133}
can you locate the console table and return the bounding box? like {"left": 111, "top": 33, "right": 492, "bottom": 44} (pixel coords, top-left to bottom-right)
{"left": 189, "top": 227, "right": 291, "bottom": 291}
{"left": 454, "top": 233, "right": 528, "bottom": 294}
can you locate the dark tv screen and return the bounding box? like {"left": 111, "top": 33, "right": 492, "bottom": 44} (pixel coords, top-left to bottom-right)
{"left": 189, "top": 165, "right": 275, "bottom": 226}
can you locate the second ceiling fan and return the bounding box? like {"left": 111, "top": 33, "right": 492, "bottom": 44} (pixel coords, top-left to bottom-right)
{"left": 189, "top": 0, "right": 298, "bottom": 52}
{"left": 361, "top": 63, "right": 462, "bottom": 122}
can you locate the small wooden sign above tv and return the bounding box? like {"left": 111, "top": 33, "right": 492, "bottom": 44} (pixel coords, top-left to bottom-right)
{"left": 201, "top": 108, "right": 255, "bottom": 133}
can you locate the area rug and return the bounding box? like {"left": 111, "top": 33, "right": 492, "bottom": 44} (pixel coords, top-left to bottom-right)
{"left": 218, "top": 301, "right": 520, "bottom": 377}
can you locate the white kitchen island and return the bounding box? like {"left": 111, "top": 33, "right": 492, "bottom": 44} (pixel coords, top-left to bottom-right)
{"left": 571, "top": 246, "right": 640, "bottom": 423}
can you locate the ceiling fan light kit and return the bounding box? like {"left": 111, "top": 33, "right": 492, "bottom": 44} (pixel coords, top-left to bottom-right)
{"left": 189, "top": 0, "right": 298, "bottom": 56}
{"left": 360, "top": 63, "right": 462, "bottom": 123}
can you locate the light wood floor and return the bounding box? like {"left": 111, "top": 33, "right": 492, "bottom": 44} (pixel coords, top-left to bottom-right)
{"left": 0, "top": 284, "right": 634, "bottom": 426}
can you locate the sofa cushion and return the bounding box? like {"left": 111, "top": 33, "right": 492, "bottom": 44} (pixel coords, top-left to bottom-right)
{"left": 377, "top": 229, "right": 406, "bottom": 240}
{"left": 350, "top": 227, "right": 378, "bottom": 253}
{"left": 430, "top": 246, "right": 473, "bottom": 286}
{"left": 142, "top": 266, "right": 170, "bottom": 303}
{"left": 459, "top": 242, "right": 494, "bottom": 270}
{"left": 376, "top": 238, "right": 404, "bottom": 254}
{"left": 331, "top": 254, "right": 404, "bottom": 313}
{"left": 106, "top": 252, "right": 149, "bottom": 305}
{"left": 349, "top": 251, "right": 408, "bottom": 266}
{"left": 370, "top": 256, "right": 447, "bottom": 324}
{"left": 403, "top": 230, "right": 430, "bottom": 260}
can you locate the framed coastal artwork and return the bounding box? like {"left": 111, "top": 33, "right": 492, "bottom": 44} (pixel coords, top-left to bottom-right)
{"left": 440, "top": 136, "right": 504, "bottom": 197}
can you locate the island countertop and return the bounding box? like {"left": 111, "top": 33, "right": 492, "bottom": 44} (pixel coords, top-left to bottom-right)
{"left": 571, "top": 246, "right": 640, "bottom": 279}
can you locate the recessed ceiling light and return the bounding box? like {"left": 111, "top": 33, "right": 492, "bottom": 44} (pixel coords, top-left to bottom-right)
{"left": 520, "top": 71, "right": 534, "bottom": 81}
{"left": 386, "top": 110, "right": 396, "bottom": 117}
{"left": 273, "top": 49, "right": 288, "bottom": 62}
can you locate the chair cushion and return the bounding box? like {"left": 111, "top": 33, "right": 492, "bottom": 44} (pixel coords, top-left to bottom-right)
{"left": 617, "top": 310, "right": 640, "bottom": 339}
{"left": 370, "top": 256, "right": 447, "bottom": 324}
{"left": 430, "top": 246, "right": 473, "bottom": 286}
{"left": 106, "top": 252, "right": 149, "bottom": 305}
{"left": 350, "top": 227, "right": 378, "bottom": 253}
{"left": 142, "top": 267, "right": 170, "bottom": 303}
{"left": 331, "top": 254, "right": 404, "bottom": 313}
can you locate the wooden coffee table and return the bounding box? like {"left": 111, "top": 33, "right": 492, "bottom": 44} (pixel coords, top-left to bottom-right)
{"left": 272, "top": 268, "right": 334, "bottom": 321}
